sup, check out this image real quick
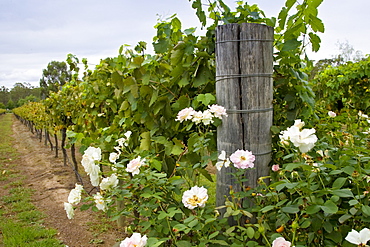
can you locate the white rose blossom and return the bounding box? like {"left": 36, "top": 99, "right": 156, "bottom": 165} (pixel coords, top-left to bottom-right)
{"left": 83, "top": 146, "right": 101, "bottom": 161}
{"left": 94, "top": 192, "right": 110, "bottom": 212}
{"left": 100, "top": 174, "right": 119, "bottom": 191}
{"left": 191, "top": 111, "right": 203, "bottom": 124}
{"left": 279, "top": 120, "right": 318, "bottom": 153}
{"left": 328, "top": 111, "right": 336, "bottom": 117}
{"left": 176, "top": 107, "right": 195, "bottom": 122}
{"left": 120, "top": 233, "right": 148, "bottom": 247}
{"left": 182, "top": 186, "right": 208, "bottom": 209}
{"left": 345, "top": 228, "right": 370, "bottom": 246}
{"left": 293, "top": 119, "right": 305, "bottom": 129}
{"left": 67, "top": 184, "right": 83, "bottom": 205}
{"left": 109, "top": 152, "right": 120, "bottom": 164}
{"left": 126, "top": 156, "right": 146, "bottom": 175}
{"left": 201, "top": 110, "right": 214, "bottom": 125}
{"left": 215, "top": 150, "right": 231, "bottom": 171}
{"left": 117, "top": 131, "right": 132, "bottom": 147}
{"left": 208, "top": 104, "right": 227, "bottom": 119}
{"left": 81, "top": 147, "right": 102, "bottom": 186}
{"left": 359, "top": 111, "right": 369, "bottom": 119}
{"left": 64, "top": 202, "right": 74, "bottom": 219}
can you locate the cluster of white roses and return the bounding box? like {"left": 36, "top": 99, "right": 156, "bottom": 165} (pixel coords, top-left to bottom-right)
{"left": 108, "top": 130, "right": 147, "bottom": 176}
{"left": 175, "top": 104, "right": 227, "bottom": 125}
{"left": 81, "top": 146, "right": 119, "bottom": 191}
{"left": 279, "top": 119, "right": 318, "bottom": 153}
{"left": 64, "top": 130, "right": 151, "bottom": 219}
{"left": 270, "top": 228, "right": 370, "bottom": 246}
{"left": 64, "top": 145, "right": 120, "bottom": 218}
{"left": 108, "top": 131, "right": 132, "bottom": 164}
{"left": 64, "top": 172, "right": 119, "bottom": 218}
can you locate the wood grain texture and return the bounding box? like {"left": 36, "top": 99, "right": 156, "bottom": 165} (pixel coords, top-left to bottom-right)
{"left": 216, "top": 23, "right": 273, "bottom": 210}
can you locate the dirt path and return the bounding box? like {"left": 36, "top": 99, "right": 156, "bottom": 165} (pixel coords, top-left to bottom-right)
{"left": 10, "top": 115, "right": 122, "bottom": 247}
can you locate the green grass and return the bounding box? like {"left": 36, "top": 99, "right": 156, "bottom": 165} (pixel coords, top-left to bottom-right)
{"left": 0, "top": 114, "right": 65, "bottom": 247}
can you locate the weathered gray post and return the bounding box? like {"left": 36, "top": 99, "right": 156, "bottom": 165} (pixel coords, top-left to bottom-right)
{"left": 216, "top": 23, "right": 273, "bottom": 212}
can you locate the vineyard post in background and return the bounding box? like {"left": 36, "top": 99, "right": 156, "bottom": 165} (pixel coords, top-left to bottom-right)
{"left": 216, "top": 23, "right": 273, "bottom": 212}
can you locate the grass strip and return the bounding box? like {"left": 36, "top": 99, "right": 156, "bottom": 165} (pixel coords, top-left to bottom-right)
{"left": 0, "top": 114, "right": 65, "bottom": 247}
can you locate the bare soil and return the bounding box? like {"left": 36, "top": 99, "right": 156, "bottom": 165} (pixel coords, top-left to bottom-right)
{"left": 9, "top": 115, "right": 123, "bottom": 247}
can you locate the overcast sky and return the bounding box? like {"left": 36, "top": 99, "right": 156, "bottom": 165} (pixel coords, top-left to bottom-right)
{"left": 1, "top": 0, "right": 369, "bottom": 89}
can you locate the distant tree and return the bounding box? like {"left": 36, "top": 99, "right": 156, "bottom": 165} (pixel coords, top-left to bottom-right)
{"left": 10, "top": 82, "right": 33, "bottom": 103}
{"left": 0, "top": 102, "right": 5, "bottom": 109}
{"left": 335, "top": 40, "right": 364, "bottom": 63}
{"left": 0, "top": 86, "right": 10, "bottom": 106}
{"left": 39, "top": 61, "right": 71, "bottom": 98}
{"left": 6, "top": 99, "right": 15, "bottom": 110}
{"left": 17, "top": 95, "right": 39, "bottom": 107}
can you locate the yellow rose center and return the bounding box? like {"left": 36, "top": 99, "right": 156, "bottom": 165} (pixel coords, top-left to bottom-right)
{"left": 188, "top": 195, "right": 203, "bottom": 206}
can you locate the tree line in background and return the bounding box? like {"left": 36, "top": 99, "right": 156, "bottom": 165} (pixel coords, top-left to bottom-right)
{"left": 0, "top": 60, "right": 70, "bottom": 110}
{"left": 0, "top": 83, "right": 41, "bottom": 109}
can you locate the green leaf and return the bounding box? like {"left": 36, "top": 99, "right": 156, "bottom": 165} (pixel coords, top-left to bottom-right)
{"left": 331, "top": 189, "right": 354, "bottom": 198}
{"left": 171, "top": 48, "right": 185, "bottom": 65}
{"left": 112, "top": 71, "right": 123, "bottom": 89}
{"left": 176, "top": 240, "right": 192, "bottom": 247}
{"left": 209, "top": 240, "right": 229, "bottom": 246}
{"left": 139, "top": 131, "right": 151, "bottom": 151}
{"left": 285, "top": 162, "right": 301, "bottom": 171}
{"left": 306, "top": 204, "right": 320, "bottom": 214}
{"left": 282, "top": 39, "right": 301, "bottom": 51}
{"left": 208, "top": 231, "right": 219, "bottom": 239}
{"left": 339, "top": 214, "right": 352, "bottom": 224}
{"left": 332, "top": 177, "right": 347, "bottom": 189}
{"left": 310, "top": 15, "right": 325, "bottom": 32}
{"left": 178, "top": 76, "right": 189, "bottom": 87}
{"left": 282, "top": 204, "right": 300, "bottom": 214}
{"left": 195, "top": 93, "right": 216, "bottom": 106}
{"left": 188, "top": 219, "right": 199, "bottom": 228}
{"left": 285, "top": 0, "right": 296, "bottom": 9}
{"left": 323, "top": 220, "right": 333, "bottom": 233}
{"left": 278, "top": 7, "right": 288, "bottom": 30}
{"left": 150, "top": 159, "right": 162, "bottom": 171}
{"left": 246, "top": 227, "right": 255, "bottom": 239}
{"left": 326, "top": 231, "right": 342, "bottom": 243}
{"left": 153, "top": 38, "right": 170, "bottom": 54}
{"left": 300, "top": 219, "right": 311, "bottom": 228}
{"left": 308, "top": 32, "right": 321, "bottom": 52}
{"left": 349, "top": 199, "right": 359, "bottom": 206}
{"left": 362, "top": 205, "right": 370, "bottom": 216}
{"left": 191, "top": 0, "right": 206, "bottom": 26}
{"left": 169, "top": 176, "right": 185, "bottom": 186}
{"left": 342, "top": 165, "right": 355, "bottom": 175}
{"left": 261, "top": 205, "right": 275, "bottom": 213}
{"left": 146, "top": 238, "right": 167, "bottom": 247}
{"left": 320, "top": 200, "right": 338, "bottom": 214}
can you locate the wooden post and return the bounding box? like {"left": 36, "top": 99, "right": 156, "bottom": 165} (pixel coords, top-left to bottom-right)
{"left": 216, "top": 23, "right": 273, "bottom": 213}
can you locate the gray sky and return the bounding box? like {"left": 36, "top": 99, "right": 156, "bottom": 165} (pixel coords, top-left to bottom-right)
{"left": 0, "top": 0, "right": 369, "bottom": 89}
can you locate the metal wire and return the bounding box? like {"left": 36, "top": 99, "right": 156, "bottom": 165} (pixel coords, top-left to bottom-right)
{"left": 216, "top": 39, "right": 274, "bottom": 44}
{"left": 215, "top": 73, "right": 272, "bottom": 82}
{"left": 227, "top": 108, "right": 273, "bottom": 114}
